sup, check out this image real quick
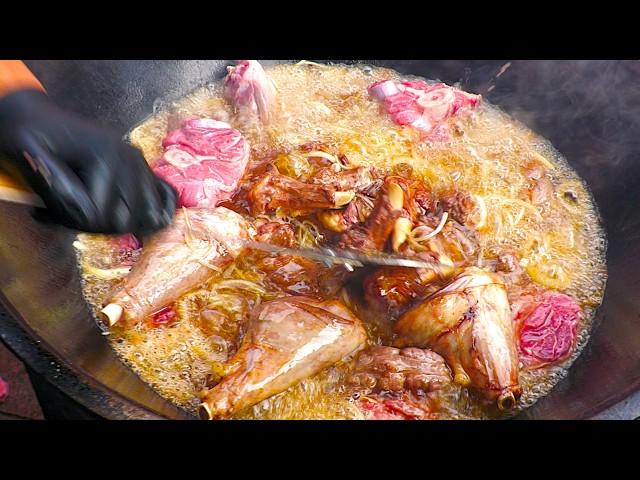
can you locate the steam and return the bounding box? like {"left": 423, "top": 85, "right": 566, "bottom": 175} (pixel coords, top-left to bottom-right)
{"left": 479, "top": 61, "right": 640, "bottom": 234}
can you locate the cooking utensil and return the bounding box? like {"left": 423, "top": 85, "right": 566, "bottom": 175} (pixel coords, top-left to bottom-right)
{"left": 245, "top": 240, "right": 458, "bottom": 272}
{"left": 0, "top": 167, "right": 44, "bottom": 207}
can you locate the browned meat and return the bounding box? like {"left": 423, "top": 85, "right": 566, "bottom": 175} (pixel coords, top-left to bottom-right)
{"left": 494, "top": 249, "right": 529, "bottom": 287}
{"left": 317, "top": 210, "right": 352, "bottom": 233}
{"left": 255, "top": 254, "right": 343, "bottom": 296}
{"left": 526, "top": 165, "right": 554, "bottom": 205}
{"left": 405, "top": 212, "right": 479, "bottom": 266}
{"left": 311, "top": 166, "right": 376, "bottom": 192}
{"left": 254, "top": 219, "right": 296, "bottom": 247}
{"left": 250, "top": 218, "right": 345, "bottom": 295}
{"left": 349, "top": 346, "right": 452, "bottom": 394}
{"left": 317, "top": 193, "right": 376, "bottom": 233}
{"left": 248, "top": 171, "right": 355, "bottom": 216}
{"left": 364, "top": 267, "right": 431, "bottom": 312}
{"left": 101, "top": 208, "right": 250, "bottom": 328}
{"left": 437, "top": 191, "right": 476, "bottom": 225}
{"left": 337, "top": 177, "right": 407, "bottom": 252}
{"left": 395, "top": 268, "right": 522, "bottom": 411}
{"left": 363, "top": 251, "right": 455, "bottom": 312}
{"left": 351, "top": 345, "right": 453, "bottom": 420}
{"left": 414, "top": 188, "right": 438, "bottom": 216}
{"left": 199, "top": 296, "right": 367, "bottom": 419}
{"left": 357, "top": 393, "right": 437, "bottom": 420}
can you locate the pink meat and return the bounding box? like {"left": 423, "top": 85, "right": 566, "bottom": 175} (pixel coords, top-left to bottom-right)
{"left": 0, "top": 375, "right": 8, "bottom": 402}
{"left": 368, "top": 79, "right": 481, "bottom": 139}
{"left": 113, "top": 234, "right": 141, "bottom": 251}
{"left": 515, "top": 291, "right": 582, "bottom": 369}
{"left": 224, "top": 60, "right": 276, "bottom": 123}
{"left": 358, "top": 394, "right": 431, "bottom": 420}
{"left": 153, "top": 118, "right": 250, "bottom": 208}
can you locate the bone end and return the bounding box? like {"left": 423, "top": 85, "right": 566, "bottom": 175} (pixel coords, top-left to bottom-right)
{"left": 497, "top": 390, "right": 517, "bottom": 411}
{"left": 198, "top": 402, "right": 213, "bottom": 420}
{"left": 100, "top": 303, "right": 123, "bottom": 327}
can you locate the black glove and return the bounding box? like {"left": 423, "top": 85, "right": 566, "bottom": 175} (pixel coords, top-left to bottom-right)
{"left": 0, "top": 89, "right": 177, "bottom": 236}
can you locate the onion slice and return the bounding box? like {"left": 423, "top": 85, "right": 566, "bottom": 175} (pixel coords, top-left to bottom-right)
{"left": 411, "top": 212, "right": 449, "bottom": 243}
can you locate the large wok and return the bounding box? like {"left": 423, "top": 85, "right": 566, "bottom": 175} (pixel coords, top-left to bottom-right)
{"left": 1, "top": 60, "right": 638, "bottom": 420}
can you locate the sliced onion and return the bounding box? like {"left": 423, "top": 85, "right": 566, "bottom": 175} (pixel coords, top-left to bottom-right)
{"left": 471, "top": 195, "right": 487, "bottom": 229}
{"left": 416, "top": 87, "right": 455, "bottom": 109}
{"left": 163, "top": 147, "right": 200, "bottom": 169}
{"left": 412, "top": 212, "right": 449, "bottom": 242}
{"left": 304, "top": 150, "right": 340, "bottom": 164}
{"left": 369, "top": 80, "right": 400, "bottom": 100}
{"left": 83, "top": 264, "right": 131, "bottom": 280}
{"left": 296, "top": 60, "right": 328, "bottom": 68}
{"left": 213, "top": 279, "right": 267, "bottom": 295}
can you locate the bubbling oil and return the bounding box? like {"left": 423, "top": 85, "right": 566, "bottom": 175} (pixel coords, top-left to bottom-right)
{"left": 77, "top": 62, "right": 607, "bottom": 419}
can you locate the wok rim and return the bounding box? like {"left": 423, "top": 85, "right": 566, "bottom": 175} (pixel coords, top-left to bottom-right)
{"left": 0, "top": 290, "right": 193, "bottom": 420}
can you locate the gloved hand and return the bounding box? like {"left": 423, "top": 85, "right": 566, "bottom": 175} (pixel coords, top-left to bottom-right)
{"left": 0, "top": 89, "right": 177, "bottom": 235}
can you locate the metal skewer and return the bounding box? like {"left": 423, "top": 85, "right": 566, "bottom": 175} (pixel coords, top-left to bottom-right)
{"left": 245, "top": 240, "right": 458, "bottom": 271}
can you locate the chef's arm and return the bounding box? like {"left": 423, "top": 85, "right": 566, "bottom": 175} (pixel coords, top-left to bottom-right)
{"left": 0, "top": 60, "right": 45, "bottom": 97}
{"left": 0, "top": 60, "right": 176, "bottom": 235}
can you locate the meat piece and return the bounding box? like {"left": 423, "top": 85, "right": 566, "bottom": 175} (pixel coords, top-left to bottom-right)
{"left": 364, "top": 251, "right": 455, "bottom": 313}
{"left": 248, "top": 171, "right": 355, "bottom": 216}
{"left": 530, "top": 177, "right": 553, "bottom": 205}
{"left": 438, "top": 191, "right": 478, "bottom": 226}
{"left": 357, "top": 393, "right": 434, "bottom": 420}
{"left": 349, "top": 346, "right": 451, "bottom": 394}
{"left": 515, "top": 291, "right": 582, "bottom": 369}
{"left": 149, "top": 305, "right": 177, "bottom": 328}
{"left": 251, "top": 219, "right": 344, "bottom": 296}
{"left": 368, "top": 80, "right": 481, "bottom": 139}
{"left": 365, "top": 267, "right": 429, "bottom": 312}
{"left": 311, "top": 166, "right": 376, "bottom": 192}
{"left": 337, "top": 177, "right": 406, "bottom": 252}
{"left": 525, "top": 162, "right": 554, "bottom": 206}
{"left": 317, "top": 210, "right": 352, "bottom": 233}
{"left": 199, "top": 296, "right": 367, "bottom": 419}
{"left": 318, "top": 195, "right": 376, "bottom": 233}
{"left": 224, "top": 60, "right": 277, "bottom": 123}
{"left": 255, "top": 254, "right": 342, "bottom": 296}
{"left": 415, "top": 216, "right": 480, "bottom": 264}
{"left": 369, "top": 80, "right": 401, "bottom": 100}
{"left": 153, "top": 119, "right": 250, "bottom": 208}
{"left": 414, "top": 188, "right": 438, "bottom": 216}
{"left": 493, "top": 249, "right": 529, "bottom": 288}
{"left": 343, "top": 194, "right": 375, "bottom": 224}
{"left": 113, "top": 233, "right": 141, "bottom": 251}
{"left": 341, "top": 177, "right": 432, "bottom": 253}
{"left": 254, "top": 220, "right": 296, "bottom": 247}
{"left": 352, "top": 345, "right": 454, "bottom": 421}
{"left": 101, "top": 207, "right": 250, "bottom": 328}
{"left": 0, "top": 375, "right": 8, "bottom": 402}
{"left": 395, "top": 268, "right": 522, "bottom": 411}
{"left": 317, "top": 188, "right": 379, "bottom": 233}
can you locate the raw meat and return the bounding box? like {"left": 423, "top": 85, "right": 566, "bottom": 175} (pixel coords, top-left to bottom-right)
{"left": 153, "top": 119, "right": 250, "bottom": 208}
{"left": 368, "top": 79, "right": 480, "bottom": 139}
